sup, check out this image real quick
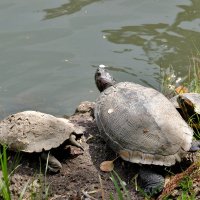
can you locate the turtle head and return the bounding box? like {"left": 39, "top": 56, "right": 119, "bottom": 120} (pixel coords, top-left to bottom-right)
{"left": 95, "top": 65, "right": 116, "bottom": 92}
{"left": 177, "top": 95, "right": 195, "bottom": 120}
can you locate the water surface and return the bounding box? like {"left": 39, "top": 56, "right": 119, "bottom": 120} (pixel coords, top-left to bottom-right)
{"left": 0, "top": 0, "right": 200, "bottom": 118}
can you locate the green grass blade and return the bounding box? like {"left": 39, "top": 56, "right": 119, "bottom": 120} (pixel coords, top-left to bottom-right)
{"left": 113, "top": 171, "right": 131, "bottom": 200}
{"left": 2, "top": 146, "right": 9, "bottom": 185}
{"left": 9, "top": 164, "right": 21, "bottom": 179}
{"left": 110, "top": 173, "right": 123, "bottom": 200}
{"left": 44, "top": 184, "right": 50, "bottom": 200}
{"left": 10, "top": 151, "right": 21, "bottom": 174}
{"left": 109, "top": 193, "right": 115, "bottom": 200}
{"left": 0, "top": 145, "right": 11, "bottom": 200}
{"left": 19, "top": 179, "right": 30, "bottom": 200}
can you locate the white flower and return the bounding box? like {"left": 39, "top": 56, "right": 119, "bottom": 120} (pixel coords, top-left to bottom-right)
{"left": 168, "top": 84, "right": 175, "bottom": 90}
{"left": 176, "top": 77, "right": 182, "bottom": 83}
{"left": 171, "top": 74, "right": 176, "bottom": 78}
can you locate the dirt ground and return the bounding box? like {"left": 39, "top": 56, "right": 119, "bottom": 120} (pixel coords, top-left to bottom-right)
{"left": 4, "top": 101, "right": 200, "bottom": 200}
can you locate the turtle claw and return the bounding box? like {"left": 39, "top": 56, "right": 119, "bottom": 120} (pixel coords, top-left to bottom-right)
{"left": 69, "top": 134, "right": 84, "bottom": 151}
{"left": 189, "top": 140, "right": 200, "bottom": 152}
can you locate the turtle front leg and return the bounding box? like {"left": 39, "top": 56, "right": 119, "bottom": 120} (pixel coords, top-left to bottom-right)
{"left": 189, "top": 140, "right": 200, "bottom": 152}
{"left": 69, "top": 134, "right": 84, "bottom": 150}
{"left": 41, "top": 152, "right": 62, "bottom": 173}
{"left": 137, "top": 166, "right": 165, "bottom": 196}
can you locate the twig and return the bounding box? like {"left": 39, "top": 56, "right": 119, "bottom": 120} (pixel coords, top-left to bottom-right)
{"left": 157, "top": 162, "right": 200, "bottom": 200}
{"left": 98, "top": 174, "right": 105, "bottom": 200}
{"left": 82, "top": 190, "right": 98, "bottom": 200}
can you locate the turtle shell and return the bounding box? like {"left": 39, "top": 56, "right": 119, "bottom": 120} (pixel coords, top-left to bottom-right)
{"left": 95, "top": 82, "right": 193, "bottom": 166}
{"left": 0, "top": 111, "right": 76, "bottom": 153}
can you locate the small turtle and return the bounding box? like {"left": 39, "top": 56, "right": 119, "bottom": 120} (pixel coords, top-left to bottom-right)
{"left": 170, "top": 93, "right": 200, "bottom": 129}
{"left": 0, "top": 111, "right": 84, "bottom": 172}
{"left": 94, "top": 65, "right": 200, "bottom": 194}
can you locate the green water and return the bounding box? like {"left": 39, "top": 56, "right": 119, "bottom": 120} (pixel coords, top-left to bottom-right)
{"left": 0, "top": 0, "right": 200, "bottom": 118}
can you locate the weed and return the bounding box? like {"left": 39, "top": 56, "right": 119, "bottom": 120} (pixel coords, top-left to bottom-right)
{"left": 177, "top": 176, "right": 196, "bottom": 200}
{"left": 160, "top": 65, "right": 179, "bottom": 98}
{"left": 0, "top": 146, "right": 28, "bottom": 200}
{"left": 188, "top": 113, "right": 200, "bottom": 139}
{"left": 0, "top": 145, "right": 11, "bottom": 200}
{"left": 109, "top": 170, "right": 131, "bottom": 200}
{"left": 187, "top": 55, "right": 200, "bottom": 93}
{"left": 0, "top": 145, "right": 50, "bottom": 200}
{"left": 159, "top": 51, "right": 200, "bottom": 200}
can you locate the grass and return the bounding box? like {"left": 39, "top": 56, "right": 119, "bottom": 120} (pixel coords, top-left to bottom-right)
{"left": 162, "top": 176, "right": 196, "bottom": 200}
{"left": 188, "top": 113, "right": 200, "bottom": 140}
{"left": 0, "top": 145, "right": 28, "bottom": 200}
{"left": 0, "top": 146, "right": 11, "bottom": 200}
{"left": 109, "top": 170, "right": 131, "bottom": 200}
{"left": 161, "top": 52, "right": 200, "bottom": 96}
{"left": 187, "top": 52, "right": 200, "bottom": 93}
{"left": 159, "top": 52, "right": 200, "bottom": 200}
{"left": 0, "top": 145, "right": 50, "bottom": 200}
{"left": 177, "top": 176, "right": 196, "bottom": 200}
{"left": 160, "top": 65, "right": 180, "bottom": 98}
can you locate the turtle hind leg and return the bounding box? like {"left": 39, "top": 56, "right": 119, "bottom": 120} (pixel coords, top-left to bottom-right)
{"left": 189, "top": 140, "right": 200, "bottom": 152}
{"left": 41, "top": 152, "right": 62, "bottom": 173}
{"left": 69, "top": 134, "right": 84, "bottom": 150}
{"left": 137, "top": 166, "right": 165, "bottom": 196}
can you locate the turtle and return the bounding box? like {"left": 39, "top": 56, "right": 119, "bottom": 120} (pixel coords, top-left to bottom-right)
{"left": 94, "top": 65, "right": 200, "bottom": 195}
{"left": 170, "top": 93, "right": 200, "bottom": 130}
{"left": 0, "top": 111, "right": 84, "bottom": 172}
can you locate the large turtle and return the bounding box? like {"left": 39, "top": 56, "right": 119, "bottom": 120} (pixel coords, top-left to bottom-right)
{"left": 0, "top": 111, "right": 84, "bottom": 172}
{"left": 94, "top": 65, "right": 200, "bottom": 194}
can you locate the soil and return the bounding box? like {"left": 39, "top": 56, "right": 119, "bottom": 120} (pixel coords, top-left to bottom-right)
{"left": 3, "top": 101, "right": 199, "bottom": 200}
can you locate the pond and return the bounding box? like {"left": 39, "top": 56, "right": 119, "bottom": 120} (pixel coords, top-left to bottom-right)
{"left": 0, "top": 0, "right": 200, "bottom": 118}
